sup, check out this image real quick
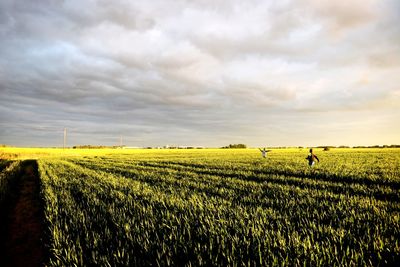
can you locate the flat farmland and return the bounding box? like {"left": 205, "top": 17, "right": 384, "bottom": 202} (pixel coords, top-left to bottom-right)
{"left": 1, "top": 148, "right": 399, "bottom": 266}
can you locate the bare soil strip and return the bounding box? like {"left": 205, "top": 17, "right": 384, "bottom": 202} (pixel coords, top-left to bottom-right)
{"left": 0, "top": 160, "right": 46, "bottom": 267}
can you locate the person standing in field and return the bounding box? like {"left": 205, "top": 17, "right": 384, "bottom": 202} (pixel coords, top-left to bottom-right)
{"left": 306, "top": 148, "right": 319, "bottom": 167}
{"left": 259, "top": 148, "right": 271, "bottom": 158}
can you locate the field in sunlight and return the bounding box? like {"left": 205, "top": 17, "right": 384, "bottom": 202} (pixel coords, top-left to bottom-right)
{"left": 1, "top": 147, "right": 399, "bottom": 266}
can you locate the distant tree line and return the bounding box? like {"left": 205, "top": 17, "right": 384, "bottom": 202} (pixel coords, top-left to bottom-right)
{"left": 317, "top": 145, "right": 400, "bottom": 149}
{"left": 221, "top": 144, "right": 247, "bottom": 149}
{"left": 316, "top": 145, "right": 400, "bottom": 150}
{"left": 353, "top": 145, "right": 400, "bottom": 148}
{"left": 72, "top": 145, "right": 124, "bottom": 149}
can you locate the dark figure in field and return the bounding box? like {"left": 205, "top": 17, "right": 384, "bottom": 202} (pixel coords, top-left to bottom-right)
{"left": 306, "top": 148, "right": 319, "bottom": 167}
{"left": 259, "top": 148, "right": 271, "bottom": 158}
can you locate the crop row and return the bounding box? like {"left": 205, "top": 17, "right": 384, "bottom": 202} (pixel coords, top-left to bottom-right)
{"left": 38, "top": 150, "right": 400, "bottom": 266}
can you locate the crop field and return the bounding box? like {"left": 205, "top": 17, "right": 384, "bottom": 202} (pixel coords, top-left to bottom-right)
{"left": 0, "top": 148, "right": 399, "bottom": 266}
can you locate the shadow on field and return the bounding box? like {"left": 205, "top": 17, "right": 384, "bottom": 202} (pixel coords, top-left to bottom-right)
{"left": 137, "top": 161, "right": 400, "bottom": 190}
{"left": 73, "top": 160, "right": 399, "bottom": 203}
{"left": 0, "top": 160, "right": 47, "bottom": 267}
{"left": 134, "top": 161, "right": 400, "bottom": 202}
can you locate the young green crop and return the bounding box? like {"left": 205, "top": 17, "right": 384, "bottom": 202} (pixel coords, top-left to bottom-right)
{"left": 35, "top": 148, "right": 400, "bottom": 266}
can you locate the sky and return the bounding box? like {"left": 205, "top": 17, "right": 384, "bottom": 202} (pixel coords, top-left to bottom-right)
{"left": 0, "top": 0, "right": 399, "bottom": 148}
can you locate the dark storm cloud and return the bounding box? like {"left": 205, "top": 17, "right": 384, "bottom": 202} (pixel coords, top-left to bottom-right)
{"left": 0, "top": 0, "right": 399, "bottom": 147}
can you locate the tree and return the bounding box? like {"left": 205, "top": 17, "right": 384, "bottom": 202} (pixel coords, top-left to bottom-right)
{"left": 221, "top": 144, "right": 247, "bottom": 149}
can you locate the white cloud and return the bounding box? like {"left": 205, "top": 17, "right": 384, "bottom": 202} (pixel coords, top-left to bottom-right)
{"left": 0, "top": 0, "right": 399, "bottom": 147}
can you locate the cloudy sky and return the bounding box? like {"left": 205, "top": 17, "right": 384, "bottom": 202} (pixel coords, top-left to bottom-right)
{"left": 0, "top": 0, "right": 399, "bottom": 147}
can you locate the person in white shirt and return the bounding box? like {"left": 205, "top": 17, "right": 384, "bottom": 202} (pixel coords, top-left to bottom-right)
{"left": 259, "top": 148, "right": 271, "bottom": 158}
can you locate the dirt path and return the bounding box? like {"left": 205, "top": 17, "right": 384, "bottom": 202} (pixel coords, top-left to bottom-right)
{"left": 0, "top": 160, "right": 46, "bottom": 267}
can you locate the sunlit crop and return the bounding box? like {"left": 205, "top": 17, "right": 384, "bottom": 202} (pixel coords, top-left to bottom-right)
{"left": 19, "top": 148, "right": 397, "bottom": 266}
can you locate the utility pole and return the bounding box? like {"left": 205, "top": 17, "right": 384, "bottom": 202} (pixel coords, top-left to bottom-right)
{"left": 120, "top": 135, "right": 123, "bottom": 147}
{"left": 63, "top": 128, "right": 67, "bottom": 149}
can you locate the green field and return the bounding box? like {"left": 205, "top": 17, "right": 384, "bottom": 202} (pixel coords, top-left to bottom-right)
{"left": 1, "top": 148, "right": 399, "bottom": 266}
